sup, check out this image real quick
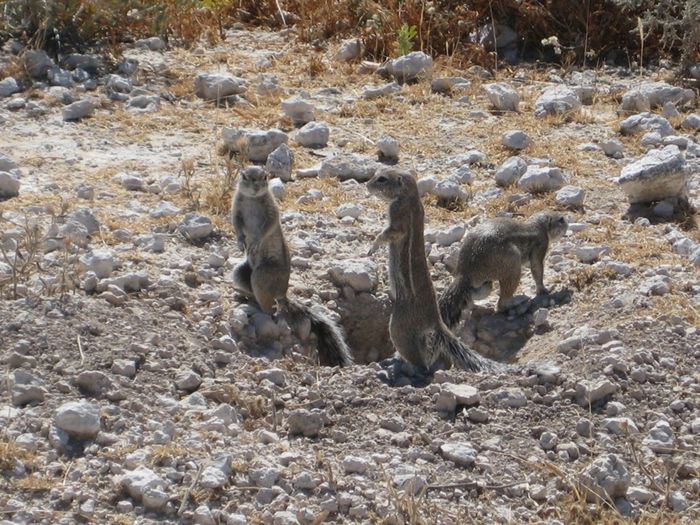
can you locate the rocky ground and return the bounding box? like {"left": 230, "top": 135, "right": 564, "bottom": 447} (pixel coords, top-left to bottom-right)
{"left": 1, "top": 26, "right": 699, "bottom": 525}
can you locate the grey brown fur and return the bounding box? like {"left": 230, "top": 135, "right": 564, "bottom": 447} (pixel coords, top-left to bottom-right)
{"left": 232, "top": 166, "right": 353, "bottom": 367}
{"left": 439, "top": 211, "right": 568, "bottom": 328}
{"left": 367, "top": 167, "right": 490, "bottom": 373}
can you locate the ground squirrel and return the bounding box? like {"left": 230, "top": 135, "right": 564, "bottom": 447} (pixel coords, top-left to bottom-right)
{"left": 439, "top": 211, "right": 568, "bottom": 328}
{"left": 367, "top": 167, "right": 490, "bottom": 373}
{"left": 231, "top": 166, "right": 353, "bottom": 367}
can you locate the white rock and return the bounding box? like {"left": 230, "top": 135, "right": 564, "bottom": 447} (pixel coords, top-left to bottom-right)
{"left": 268, "top": 177, "right": 285, "bottom": 200}
{"left": 434, "top": 225, "right": 466, "bottom": 247}
{"left": 126, "top": 95, "right": 160, "bottom": 112}
{"left": 175, "top": 370, "right": 202, "bottom": 391}
{"left": 328, "top": 259, "right": 377, "bottom": 292}
{"left": 681, "top": 114, "right": 700, "bottom": 130}
{"left": 136, "top": 36, "right": 166, "bottom": 51}
{"left": 287, "top": 409, "right": 324, "bottom": 437}
{"left": 80, "top": 250, "right": 114, "bottom": 278}
{"left": 575, "top": 379, "right": 616, "bottom": 407}
{"left": 495, "top": 156, "right": 527, "bottom": 187}
{"left": 295, "top": 121, "right": 329, "bottom": 147}
{"left": 440, "top": 442, "right": 477, "bottom": 467}
{"left": 221, "top": 128, "right": 288, "bottom": 162}
{"left": 281, "top": 96, "right": 315, "bottom": 125}
{"left": 601, "top": 139, "right": 624, "bottom": 158}
{"left": 501, "top": 130, "right": 531, "bottom": 150}
{"left": 534, "top": 86, "right": 581, "bottom": 117}
{"left": 386, "top": 51, "right": 432, "bottom": 83}
{"left": 142, "top": 487, "right": 168, "bottom": 511}
{"left": 0, "top": 77, "right": 20, "bottom": 98}
{"left": 319, "top": 154, "right": 379, "bottom": 182}
{"left": 111, "top": 359, "right": 136, "bottom": 378}
{"left": 272, "top": 511, "right": 300, "bottom": 525}
{"left": 637, "top": 81, "right": 695, "bottom": 108}
{"left": 619, "top": 113, "right": 673, "bottom": 136}
{"left": 195, "top": 73, "right": 247, "bottom": 100}
{"left": 483, "top": 83, "right": 519, "bottom": 112}
{"left": 627, "top": 486, "right": 654, "bottom": 504}
{"left": 0, "top": 172, "right": 20, "bottom": 198}
{"left": 432, "top": 179, "right": 469, "bottom": 202}
{"left": 618, "top": 145, "right": 686, "bottom": 204}
{"left": 266, "top": 143, "right": 294, "bottom": 182}
{"left": 377, "top": 135, "right": 400, "bottom": 160}
{"left": 343, "top": 456, "right": 370, "bottom": 474}
{"left": 121, "top": 466, "right": 166, "bottom": 500}
{"left": 603, "top": 417, "right": 639, "bottom": 435}
{"left": 179, "top": 214, "right": 213, "bottom": 242}
{"left": 517, "top": 165, "right": 565, "bottom": 193}
{"left": 336, "top": 203, "right": 363, "bottom": 219}
{"left": 200, "top": 455, "right": 232, "bottom": 489}
{"left": 436, "top": 384, "right": 480, "bottom": 412}
{"left": 539, "top": 431, "right": 558, "bottom": 450}
{"left": 62, "top": 99, "right": 95, "bottom": 121}
{"left": 55, "top": 401, "right": 101, "bottom": 439}
{"left": 106, "top": 74, "right": 131, "bottom": 94}
{"left": 335, "top": 39, "right": 362, "bottom": 62}
{"left": 555, "top": 185, "right": 586, "bottom": 207}
{"left": 620, "top": 89, "right": 651, "bottom": 113}
{"left": 643, "top": 420, "right": 675, "bottom": 453}
{"left": 579, "top": 454, "right": 630, "bottom": 502}
{"left": 489, "top": 388, "right": 527, "bottom": 408}
{"left": 362, "top": 82, "right": 401, "bottom": 99}
{"left": 417, "top": 176, "right": 437, "bottom": 196}
{"left": 662, "top": 101, "right": 680, "bottom": 119}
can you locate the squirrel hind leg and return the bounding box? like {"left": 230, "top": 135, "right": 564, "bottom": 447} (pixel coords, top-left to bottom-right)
{"left": 251, "top": 263, "right": 289, "bottom": 314}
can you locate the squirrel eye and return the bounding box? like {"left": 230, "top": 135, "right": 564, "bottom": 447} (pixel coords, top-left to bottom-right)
{"left": 376, "top": 175, "right": 387, "bottom": 183}
{"left": 559, "top": 217, "right": 566, "bottom": 223}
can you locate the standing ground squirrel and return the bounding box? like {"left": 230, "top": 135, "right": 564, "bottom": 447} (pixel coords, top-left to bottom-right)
{"left": 439, "top": 211, "right": 568, "bottom": 328}
{"left": 367, "top": 167, "right": 491, "bottom": 373}
{"left": 232, "top": 166, "right": 353, "bottom": 367}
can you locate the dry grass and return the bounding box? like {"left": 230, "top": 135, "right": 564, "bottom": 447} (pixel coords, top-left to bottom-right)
{"left": 11, "top": 475, "right": 55, "bottom": 493}
{"left": 149, "top": 444, "right": 189, "bottom": 467}
{"left": 0, "top": 439, "right": 36, "bottom": 472}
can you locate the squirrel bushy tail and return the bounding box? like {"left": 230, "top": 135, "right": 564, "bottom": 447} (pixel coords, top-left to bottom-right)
{"left": 431, "top": 327, "right": 493, "bottom": 372}
{"left": 438, "top": 277, "right": 474, "bottom": 329}
{"left": 285, "top": 299, "right": 354, "bottom": 367}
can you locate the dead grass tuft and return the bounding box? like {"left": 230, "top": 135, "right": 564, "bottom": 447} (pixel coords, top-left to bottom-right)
{"left": 0, "top": 440, "right": 36, "bottom": 472}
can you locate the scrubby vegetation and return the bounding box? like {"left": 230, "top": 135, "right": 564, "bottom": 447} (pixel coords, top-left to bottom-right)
{"left": 1, "top": 0, "right": 699, "bottom": 71}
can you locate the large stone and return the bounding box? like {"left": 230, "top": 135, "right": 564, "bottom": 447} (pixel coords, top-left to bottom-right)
{"left": 534, "top": 86, "right": 581, "bottom": 118}
{"left": 386, "top": 51, "right": 432, "bottom": 83}
{"left": 440, "top": 442, "right": 477, "bottom": 467}
{"left": 620, "top": 89, "right": 651, "bottom": 113}
{"left": 126, "top": 95, "right": 160, "bottom": 113}
{"left": 579, "top": 454, "right": 630, "bottom": 502}
{"left": 0, "top": 172, "right": 20, "bottom": 198}
{"left": 80, "top": 250, "right": 114, "bottom": 278}
{"left": 483, "top": 83, "right": 519, "bottom": 112}
{"left": 23, "top": 49, "right": 53, "bottom": 79}
{"left": 335, "top": 39, "right": 362, "bottom": 62}
{"left": 200, "top": 454, "right": 233, "bottom": 489}
{"left": 555, "top": 185, "right": 586, "bottom": 207}
{"left": 328, "top": 259, "right": 378, "bottom": 292}
{"left": 55, "top": 401, "right": 101, "bottom": 439}
{"left": 362, "top": 82, "right": 401, "bottom": 99}
{"left": 281, "top": 97, "right": 315, "bottom": 126}
{"left": 295, "top": 121, "right": 329, "bottom": 148}
{"left": 62, "top": 53, "right": 100, "bottom": 74}
{"left": 619, "top": 113, "right": 673, "bottom": 137}
{"left": 618, "top": 145, "right": 686, "bottom": 204}
{"left": 637, "top": 81, "right": 695, "bottom": 108}
{"left": 436, "top": 384, "right": 480, "bottom": 412}
{"left": 377, "top": 135, "right": 400, "bottom": 161}
{"left": 495, "top": 156, "right": 527, "bottom": 187}
{"left": 120, "top": 466, "right": 166, "bottom": 500}
{"left": 195, "top": 73, "right": 247, "bottom": 100}
{"left": 179, "top": 214, "right": 213, "bottom": 242}
{"left": 266, "top": 143, "right": 294, "bottom": 182}
{"left": 0, "top": 77, "right": 20, "bottom": 98}
{"left": 643, "top": 420, "right": 675, "bottom": 453}
{"left": 319, "top": 154, "right": 379, "bottom": 182}
{"left": 287, "top": 409, "right": 324, "bottom": 437}
{"left": 221, "top": 128, "right": 288, "bottom": 162}
{"left": 517, "top": 165, "right": 565, "bottom": 193}
{"left": 501, "top": 130, "right": 530, "bottom": 150}
{"left": 47, "top": 67, "right": 73, "bottom": 88}
{"left": 62, "top": 99, "right": 95, "bottom": 121}
{"left": 575, "top": 379, "right": 616, "bottom": 407}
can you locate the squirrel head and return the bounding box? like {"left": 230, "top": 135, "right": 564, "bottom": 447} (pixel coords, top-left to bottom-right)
{"left": 238, "top": 166, "right": 270, "bottom": 197}
{"left": 367, "top": 167, "right": 417, "bottom": 200}
{"left": 531, "top": 211, "right": 568, "bottom": 241}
